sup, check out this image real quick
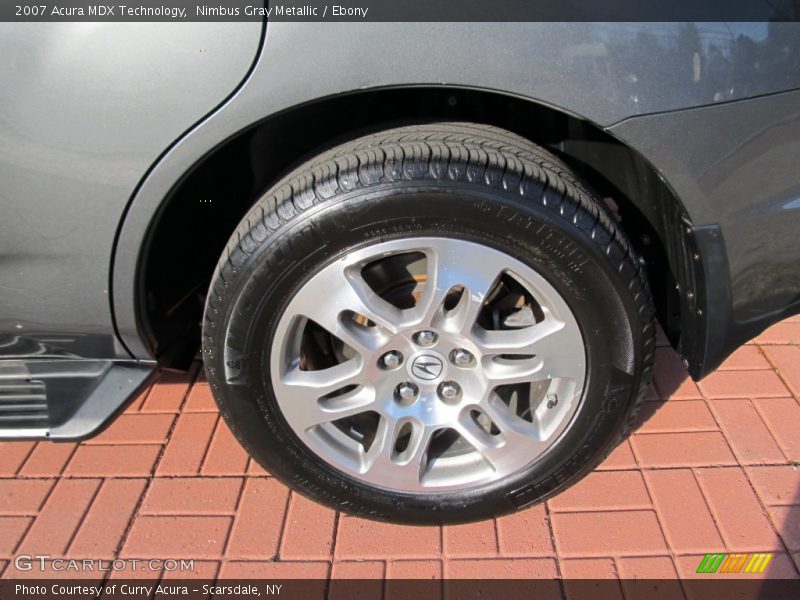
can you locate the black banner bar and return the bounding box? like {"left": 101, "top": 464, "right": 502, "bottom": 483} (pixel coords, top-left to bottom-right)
{"left": 2, "top": 579, "right": 800, "bottom": 600}
{"left": 4, "top": 0, "right": 800, "bottom": 22}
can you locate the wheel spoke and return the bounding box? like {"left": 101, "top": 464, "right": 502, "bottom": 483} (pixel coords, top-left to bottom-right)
{"left": 472, "top": 311, "right": 565, "bottom": 356}
{"left": 455, "top": 419, "right": 538, "bottom": 472}
{"left": 287, "top": 262, "right": 401, "bottom": 354}
{"left": 361, "top": 417, "right": 433, "bottom": 487}
{"left": 476, "top": 308, "right": 584, "bottom": 381}
{"left": 531, "top": 378, "right": 580, "bottom": 440}
{"left": 525, "top": 324, "right": 586, "bottom": 382}
{"left": 292, "top": 385, "right": 377, "bottom": 430}
{"left": 281, "top": 360, "right": 364, "bottom": 403}
{"left": 278, "top": 361, "right": 374, "bottom": 430}
{"left": 414, "top": 246, "right": 501, "bottom": 333}
{"left": 483, "top": 356, "right": 545, "bottom": 386}
{"left": 454, "top": 418, "right": 503, "bottom": 462}
{"left": 473, "top": 400, "right": 547, "bottom": 468}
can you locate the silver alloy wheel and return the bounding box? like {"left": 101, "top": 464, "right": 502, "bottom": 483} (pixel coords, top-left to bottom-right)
{"left": 270, "top": 237, "right": 586, "bottom": 493}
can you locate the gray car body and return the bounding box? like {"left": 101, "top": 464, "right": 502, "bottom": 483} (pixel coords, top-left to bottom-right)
{"left": 2, "top": 21, "right": 799, "bottom": 438}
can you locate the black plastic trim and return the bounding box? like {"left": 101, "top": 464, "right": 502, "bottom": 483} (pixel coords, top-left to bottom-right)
{"left": 679, "top": 225, "right": 734, "bottom": 379}
{"left": 0, "top": 359, "right": 155, "bottom": 441}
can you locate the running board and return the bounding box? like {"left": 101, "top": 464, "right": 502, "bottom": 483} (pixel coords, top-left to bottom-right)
{"left": 0, "top": 360, "right": 154, "bottom": 440}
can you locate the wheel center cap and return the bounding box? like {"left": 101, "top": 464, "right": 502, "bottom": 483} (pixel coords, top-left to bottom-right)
{"left": 408, "top": 351, "right": 447, "bottom": 383}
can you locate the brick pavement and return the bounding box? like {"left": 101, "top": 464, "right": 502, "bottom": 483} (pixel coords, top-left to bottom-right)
{"left": 1, "top": 318, "right": 799, "bottom": 584}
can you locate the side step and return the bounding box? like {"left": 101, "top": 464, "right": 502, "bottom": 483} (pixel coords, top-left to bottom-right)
{"left": 0, "top": 360, "right": 154, "bottom": 440}
{"left": 0, "top": 379, "right": 48, "bottom": 430}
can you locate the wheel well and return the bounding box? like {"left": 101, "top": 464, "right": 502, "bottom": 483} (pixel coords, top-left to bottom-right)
{"left": 140, "top": 86, "right": 691, "bottom": 368}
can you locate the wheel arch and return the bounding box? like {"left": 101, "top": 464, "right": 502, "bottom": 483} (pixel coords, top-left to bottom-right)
{"left": 120, "top": 85, "right": 716, "bottom": 376}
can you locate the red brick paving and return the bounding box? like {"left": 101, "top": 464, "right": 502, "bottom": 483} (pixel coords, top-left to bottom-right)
{"left": 643, "top": 469, "right": 724, "bottom": 553}
{"left": 695, "top": 467, "right": 784, "bottom": 551}
{"left": 331, "top": 559, "right": 385, "bottom": 578}
{"left": 753, "top": 321, "right": 800, "bottom": 345}
{"left": 617, "top": 557, "right": 684, "bottom": 600}
{"left": 279, "top": 492, "right": 336, "bottom": 560}
{"left": 630, "top": 431, "right": 737, "bottom": 467}
{"left": 15, "top": 479, "right": 101, "bottom": 556}
{"left": 495, "top": 503, "right": 554, "bottom": 557}
{"left": 699, "top": 369, "right": 790, "bottom": 399}
{"left": 0, "top": 479, "right": 53, "bottom": 514}
{"left": 17, "top": 442, "right": 77, "bottom": 477}
{"left": 711, "top": 399, "right": 787, "bottom": 464}
{"left": 595, "top": 439, "right": 638, "bottom": 470}
{"left": 560, "top": 556, "right": 618, "bottom": 578}
{"left": 201, "top": 416, "right": 250, "bottom": 475}
{"left": 0, "top": 517, "right": 31, "bottom": 557}
{"left": 443, "top": 519, "right": 498, "bottom": 557}
{"left": 634, "top": 400, "right": 717, "bottom": 433}
{"left": 335, "top": 516, "right": 442, "bottom": 559}
{"left": 155, "top": 412, "right": 218, "bottom": 476}
{"left": 0, "top": 321, "right": 799, "bottom": 582}
{"left": 548, "top": 471, "right": 651, "bottom": 512}
{"left": 123, "top": 515, "right": 232, "bottom": 558}
{"left": 551, "top": 510, "right": 669, "bottom": 557}
{"left": 754, "top": 398, "right": 800, "bottom": 461}
{"left": 748, "top": 465, "right": 800, "bottom": 505}
{"left": 65, "top": 444, "right": 162, "bottom": 477}
{"left": 227, "top": 478, "right": 288, "bottom": 559}
{"left": 141, "top": 477, "right": 242, "bottom": 515}
{"left": 717, "top": 345, "right": 773, "bottom": 370}
{"left": 769, "top": 506, "right": 800, "bottom": 552}
{"left": 386, "top": 559, "right": 442, "bottom": 579}
{"left": 67, "top": 478, "right": 148, "bottom": 558}
{"left": 443, "top": 557, "right": 559, "bottom": 579}
{"left": 762, "top": 345, "right": 800, "bottom": 395}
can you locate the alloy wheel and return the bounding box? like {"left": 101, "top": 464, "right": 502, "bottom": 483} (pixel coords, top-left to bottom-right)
{"left": 270, "top": 237, "right": 586, "bottom": 493}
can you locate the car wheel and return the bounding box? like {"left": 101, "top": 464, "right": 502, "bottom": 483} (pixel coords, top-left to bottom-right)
{"left": 203, "top": 122, "right": 655, "bottom": 524}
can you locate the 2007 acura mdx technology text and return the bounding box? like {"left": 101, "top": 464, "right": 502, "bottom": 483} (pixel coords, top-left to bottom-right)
{"left": 1, "top": 15, "right": 799, "bottom": 523}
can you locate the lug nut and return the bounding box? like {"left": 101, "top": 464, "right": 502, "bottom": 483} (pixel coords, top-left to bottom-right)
{"left": 395, "top": 382, "right": 419, "bottom": 405}
{"left": 414, "top": 330, "right": 438, "bottom": 347}
{"left": 438, "top": 381, "right": 461, "bottom": 403}
{"left": 381, "top": 350, "right": 403, "bottom": 369}
{"left": 450, "top": 348, "right": 474, "bottom": 367}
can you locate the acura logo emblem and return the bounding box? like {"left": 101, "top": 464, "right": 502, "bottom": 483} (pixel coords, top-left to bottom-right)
{"left": 411, "top": 354, "right": 444, "bottom": 381}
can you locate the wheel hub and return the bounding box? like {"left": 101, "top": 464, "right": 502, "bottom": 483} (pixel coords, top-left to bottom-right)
{"left": 408, "top": 350, "right": 447, "bottom": 382}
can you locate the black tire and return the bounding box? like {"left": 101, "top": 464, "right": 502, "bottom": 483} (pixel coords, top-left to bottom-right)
{"left": 203, "top": 122, "right": 655, "bottom": 524}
